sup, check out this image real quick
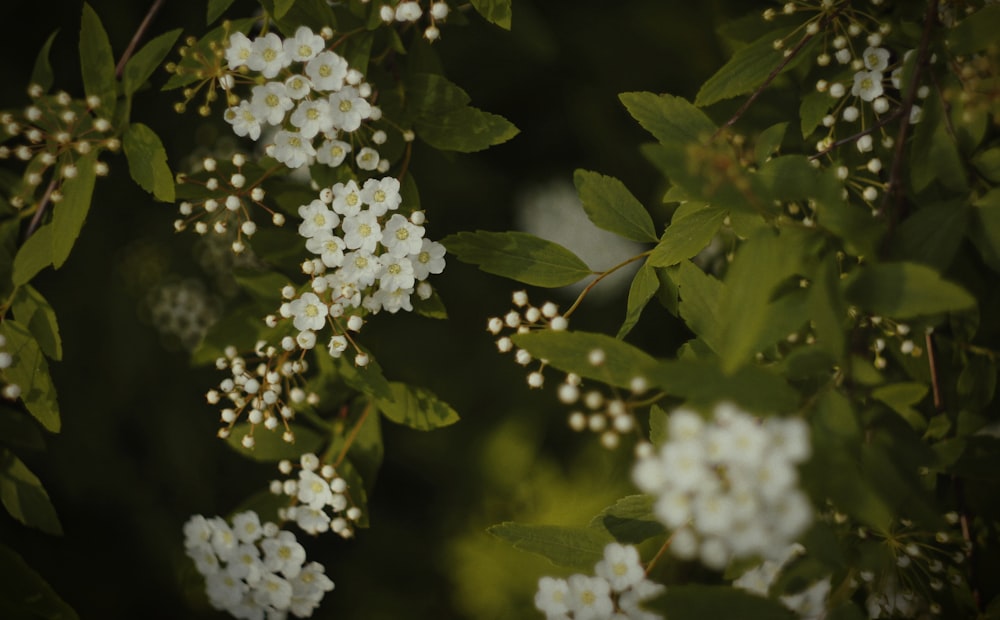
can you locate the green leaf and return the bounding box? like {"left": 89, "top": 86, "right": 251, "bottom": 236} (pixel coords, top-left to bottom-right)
{"left": 405, "top": 73, "right": 472, "bottom": 118}
{"left": 648, "top": 205, "right": 727, "bottom": 267}
{"left": 123, "top": 29, "right": 183, "bottom": 97}
{"left": 413, "top": 290, "right": 448, "bottom": 320}
{"left": 617, "top": 262, "right": 659, "bottom": 339}
{"left": 973, "top": 147, "right": 1000, "bottom": 183}
{"left": 513, "top": 330, "right": 660, "bottom": 390}
{"left": 51, "top": 153, "right": 98, "bottom": 269}
{"left": 573, "top": 170, "right": 657, "bottom": 243}
{"left": 619, "top": 92, "right": 716, "bottom": 145}
{"left": 673, "top": 260, "right": 726, "bottom": 353}
{"left": 889, "top": 200, "right": 969, "bottom": 271}
{"left": 0, "top": 321, "right": 60, "bottom": 433}
{"left": 376, "top": 383, "right": 460, "bottom": 431}
{"left": 487, "top": 522, "right": 613, "bottom": 570}
{"left": 648, "top": 584, "right": 796, "bottom": 619}
{"left": 0, "top": 543, "right": 79, "bottom": 620}
{"left": 79, "top": 3, "right": 116, "bottom": 115}
{"left": 11, "top": 286, "right": 62, "bottom": 361}
{"left": 910, "top": 94, "right": 968, "bottom": 193}
{"left": 648, "top": 404, "right": 668, "bottom": 444}
{"left": 871, "top": 383, "right": 929, "bottom": 432}
{"left": 0, "top": 448, "right": 62, "bottom": 535}
{"left": 695, "top": 25, "right": 811, "bottom": 107}
{"left": 224, "top": 423, "right": 324, "bottom": 461}
{"left": 441, "top": 230, "right": 592, "bottom": 287}
{"left": 649, "top": 359, "right": 800, "bottom": 413}
{"left": 799, "top": 89, "right": 833, "bottom": 138}
{"left": 754, "top": 122, "right": 788, "bottom": 163}
{"left": 12, "top": 225, "right": 54, "bottom": 287}
{"left": 275, "top": 0, "right": 297, "bottom": 19}
{"left": 0, "top": 407, "right": 45, "bottom": 452}
{"left": 973, "top": 188, "right": 1000, "bottom": 271}
{"left": 844, "top": 262, "right": 976, "bottom": 319}
{"left": 807, "top": 256, "right": 846, "bottom": 362}
{"left": 30, "top": 30, "right": 59, "bottom": 93}
{"left": 232, "top": 269, "right": 290, "bottom": 303}
{"left": 336, "top": 354, "right": 392, "bottom": 401}
{"left": 207, "top": 0, "right": 238, "bottom": 24}
{"left": 588, "top": 495, "right": 664, "bottom": 544}
{"left": 123, "top": 123, "right": 175, "bottom": 202}
{"left": 469, "top": 0, "right": 512, "bottom": 29}
{"left": 947, "top": 4, "right": 1000, "bottom": 54}
{"left": 415, "top": 106, "right": 519, "bottom": 153}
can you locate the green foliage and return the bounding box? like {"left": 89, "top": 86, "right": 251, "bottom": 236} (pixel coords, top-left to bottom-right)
{"left": 648, "top": 204, "right": 727, "bottom": 268}
{"left": 587, "top": 495, "right": 663, "bottom": 545}
{"left": 648, "top": 585, "right": 796, "bottom": 619}
{"left": 123, "top": 123, "right": 175, "bottom": 202}
{"left": 619, "top": 91, "right": 716, "bottom": 145}
{"left": 442, "top": 230, "right": 592, "bottom": 287}
{"left": 10, "top": 286, "right": 62, "bottom": 361}
{"left": 29, "top": 31, "right": 59, "bottom": 93}
{"left": 513, "top": 330, "right": 659, "bottom": 389}
{"left": 0, "top": 543, "right": 78, "bottom": 620}
{"left": 0, "top": 448, "right": 62, "bottom": 535}
{"left": 844, "top": 262, "right": 976, "bottom": 319}
{"left": 123, "top": 29, "right": 183, "bottom": 98}
{"left": 946, "top": 4, "right": 1000, "bottom": 54}
{"left": 487, "top": 522, "right": 613, "bottom": 570}
{"left": 376, "top": 383, "right": 460, "bottom": 431}
{"left": 617, "top": 262, "right": 659, "bottom": 339}
{"left": 0, "top": 321, "right": 59, "bottom": 433}
{"left": 224, "top": 424, "right": 324, "bottom": 461}
{"left": 572, "top": 170, "right": 657, "bottom": 243}
{"left": 79, "top": 3, "right": 116, "bottom": 116}
{"left": 207, "top": 0, "right": 238, "bottom": 24}
{"left": 50, "top": 154, "right": 98, "bottom": 269}
{"left": 12, "top": 226, "right": 54, "bottom": 287}
{"left": 469, "top": 0, "right": 512, "bottom": 30}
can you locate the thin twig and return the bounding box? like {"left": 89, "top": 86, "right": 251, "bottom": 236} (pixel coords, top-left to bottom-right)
{"left": 115, "top": 0, "right": 168, "bottom": 78}
{"left": 24, "top": 179, "right": 59, "bottom": 240}
{"left": 809, "top": 107, "right": 903, "bottom": 161}
{"left": 925, "top": 330, "right": 942, "bottom": 410}
{"left": 879, "top": 0, "right": 940, "bottom": 226}
{"left": 333, "top": 400, "right": 373, "bottom": 468}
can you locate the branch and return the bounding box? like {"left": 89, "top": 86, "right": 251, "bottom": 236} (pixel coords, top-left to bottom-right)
{"left": 115, "top": 0, "right": 167, "bottom": 78}
{"left": 24, "top": 178, "right": 59, "bottom": 240}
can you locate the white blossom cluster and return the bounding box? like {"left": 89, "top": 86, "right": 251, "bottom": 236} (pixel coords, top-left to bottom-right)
{"left": 0, "top": 334, "right": 21, "bottom": 401}
{"left": 206, "top": 343, "right": 318, "bottom": 447}
{"left": 223, "top": 26, "right": 389, "bottom": 173}
{"left": 269, "top": 453, "right": 363, "bottom": 539}
{"left": 275, "top": 177, "right": 446, "bottom": 361}
{"left": 184, "top": 511, "right": 334, "bottom": 619}
{"left": 0, "top": 88, "right": 114, "bottom": 209}
{"left": 534, "top": 543, "right": 664, "bottom": 620}
{"left": 174, "top": 153, "right": 287, "bottom": 253}
{"left": 145, "top": 278, "right": 221, "bottom": 351}
{"left": 733, "top": 543, "right": 830, "bottom": 619}
{"left": 487, "top": 290, "right": 568, "bottom": 383}
{"left": 379, "top": 1, "right": 452, "bottom": 42}
{"left": 632, "top": 403, "right": 813, "bottom": 570}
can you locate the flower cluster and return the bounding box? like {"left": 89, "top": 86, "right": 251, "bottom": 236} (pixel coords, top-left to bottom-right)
{"left": 733, "top": 544, "right": 830, "bottom": 619}
{"left": 275, "top": 177, "right": 446, "bottom": 360}
{"left": 0, "top": 87, "right": 114, "bottom": 208}
{"left": 379, "top": 1, "right": 452, "bottom": 43}
{"left": 0, "top": 333, "right": 20, "bottom": 401}
{"left": 174, "top": 153, "right": 287, "bottom": 253}
{"left": 206, "top": 343, "right": 318, "bottom": 447}
{"left": 534, "top": 543, "right": 664, "bottom": 620}
{"left": 269, "top": 453, "right": 363, "bottom": 539}
{"left": 145, "top": 278, "right": 221, "bottom": 351}
{"left": 487, "top": 290, "right": 569, "bottom": 384}
{"left": 632, "top": 403, "right": 813, "bottom": 569}
{"left": 184, "top": 511, "right": 334, "bottom": 619}
{"left": 223, "top": 26, "right": 390, "bottom": 173}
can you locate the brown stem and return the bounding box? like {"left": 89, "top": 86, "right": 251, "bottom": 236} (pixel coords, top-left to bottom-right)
{"left": 809, "top": 107, "right": 903, "bottom": 161}
{"left": 115, "top": 0, "right": 168, "bottom": 78}
{"left": 333, "top": 400, "right": 373, "bottom": 468}
{"left": 879, "top": 0, "right": 940, "bottom": 227}
{"left": 954, "top": 478, "right": 983, "bottom": 611}
{"left": 926, "top": 330, "right": 943, "bottom": 410}
{"left": 24, "top": 179, "right": 59, "bottom": 240}
{"left": 644, "top": 531, "right": 675, "bottom": 576}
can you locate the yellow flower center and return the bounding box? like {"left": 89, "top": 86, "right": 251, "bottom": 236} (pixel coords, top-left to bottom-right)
{"left": 346, "top": 194, "right": 359, "bottom": 206}
{"left": 339, "top": 99, "right": 352, "bottom": 113}
{"left": 358, "top": 224, "right": 372, "bottom": 237}
{"left": 262, "top": 48, "right": 277, "bottom": 62}
{"left": 388, "top": 263, "right": 401, "bottom": 275}
{"left": 374, "top": 190, "right": 386, "bottom": 203}
{"left": 298, "top": 44, "right": 313, "bottom": 58}
{"left": 320, "top": 64, "right": 332, "bottom": 78}
{"left": 396, "top": 228, "right": 409, "bottom": 241}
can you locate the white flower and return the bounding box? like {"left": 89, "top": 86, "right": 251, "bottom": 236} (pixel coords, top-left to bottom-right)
{"left": 225, "top": 32, "right": 254, "bottom": 69}
{"left": 298, "top": 199, "right": 339, "bottom": 238}
{"left": 206, "top": 571, "right": 247, "bottom": 609}
{"left": 360, "top": 176, "right": 402, "bottom": 215}
{"left": 289, "top": 98, "right": 333, "bottom": 139}
{"left": 210, "top": 518, "right": 239, "bottom": 562}
{"left": 852, "top": 70, "right": 884, "bottom": 102}
{"left": 340, "top": 251, "right": 381, "bottom": 288}
{"left": 254, "top": 571, "right": 294, "bottom": 609}
{"left": 411, "top": 239, "right": 446, "bottom": 280}
{"left": 567, "top": 574, "right": 614, "bottom": 620}
{"left": 862, "top": 46, "right": 890, "bottom": 71}
{"left": 305, "top": 50, "right": 348, "bottom": 92}
{"left": 595, "top": 543, "right": 646, "bottom": 593}
{"left": 247, "top": 33, "right": 291, "bottom": 79}
{"left": 271, "top": 130, "right": 316, "bottom": 169}
{"left": 261, "top": 530, "right": 307, "bottom": 579}
{"left": 289, "top": 292, "right": 329, "bottom": 332}
{"left": 306, "top": 232, "right": 347, "bottom": 268}
{"left": 369, "top": 285, "right": 414, "bottom": 314}
{"left": 316, "top": 139, "right": 351, "bottom": 167}
{"left": 284, "top": 74, "right": 313, "bottom": 99}
{"left": 250, "top": 82, "right": 294, "bottom": 125}
{"left": 342, "top": 211, "right": 382, "bottom": 254}
{"left": 227, "top": 543, "right": 264, "bottom": 585}
{"left": 328, "top": 334, "right": 348, "bottom": 357}
{"left": 331, "top": 180, "right": 364, "bottom": 217}
{"left": 184, "top": 515, "right": 215, "bottom": 549}
{"left": 355, "top": 146, "right": 379, "bottom": 170}
{"left": 328, "top": 86, "right": 371, "bottom": 132}
{"left": 534, "top": 576, "right": 570, "bottom": 617}
{"left": 284, "top": 26, "right": 325, "bottom": 63}
{"left": 232, "top": 511, "right": 264, "bottom": 544}
{"left": 297, "top": 469, "right": 335, "bottom": 510}
{"left": 224, "top": 100, "right": 263, "bottom": 140}
{"left": 395, "top": 1, "right": 423, "bottom": 21}
{"left": 378, "top": 255, "right": 416, "bottom": 291}
{"left": 780, "top": 577, "right": 831, "bottom": 620}
{"left": 381, "top": 213, "right": 424, "bottom": 257}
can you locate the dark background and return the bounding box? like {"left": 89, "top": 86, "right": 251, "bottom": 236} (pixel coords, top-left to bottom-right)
{"left": 0, "top": 0, "right": 755, "bottom": 617}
